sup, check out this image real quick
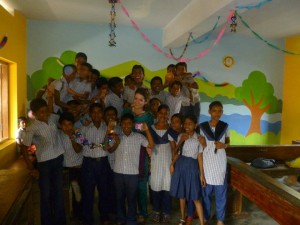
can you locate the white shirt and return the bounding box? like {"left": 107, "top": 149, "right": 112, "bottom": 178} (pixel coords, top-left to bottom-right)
{"left": 113, "top": 132, "right": 148, "bottom": 175}
{"left": 23, "top": 114, "right": 64, "bottom": 162}
{"left": 105, "top": 91, "right": 124, "bottom": 118}
{"left": 165, "top": 93, "right": 191, "bottom": 119}
{"left": 200, "top": 126, "right": 230, "bottom": 185}
{"left": 178, "top": 133, "right": 201, "bottom": 159}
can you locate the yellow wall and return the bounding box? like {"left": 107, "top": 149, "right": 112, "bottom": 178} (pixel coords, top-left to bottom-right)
{"left": 281, "top": 36, "right": 300, "bottom": 144}
{"left": 0, "top": 6, "right": 27, "bottom": 167}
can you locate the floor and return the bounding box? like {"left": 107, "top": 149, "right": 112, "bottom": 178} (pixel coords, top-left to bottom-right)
{"left": 32, "top": 179, "right": 298, "bottom": 225}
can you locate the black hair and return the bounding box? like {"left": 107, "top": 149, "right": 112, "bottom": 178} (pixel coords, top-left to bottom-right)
{"left": 125, "top": 74, "right": 134, "bottom": 82}
{"left": 67, "top": 100, "right": 81, "bottom": 106}
{"left": 157, "top": 104, "right": 170, "bottom": 112}
{"left": 96, "top": 77, "right": 109, "bottom": 89}
{"left": 135, "top": 87, "right": 150, "bottom": 102}
{"left": 104, "top": 106, "right": 118, "bottom": 117}
{"left": 75, "top": 52, "right": 87, "bottom": 61}
{"left": 175, "top": 62, "right": 187, "bottom": 70}
{"left": 171, "top": 113, "right": 183, "bottom": 123}
{"left": 167, "top": 64, "right": 176, "bottom": 70}
{"left": 18, "top": 116, "right": 27, "bottom": 124}
{"left": 30, "top": 98, "right": 48, "bottom": 113}
{"left": 121, "top": 113, "right": 134, "bottom": 122}
{"left": 150, "top": 76, "right": 163, "bottom": 85}
{"left": 184, "top": 114, "right": 198, "bottom": 125}
{"left": 131, "top": 65, "right": 144, "bottom": 75}
{"left": 169, "top": 80, "right": 182, "bottom": 88}
{"left": 149, "top": 97, "right": 161, "bottom": 105}
{"left": 209, "top": 101, "right": 223, "bottom": 110}
{"left": 89, "top": 103, "right": 103, "bottom": 113}
{"left": 91, "top": 69, "right": 100, "bottom": 77}
{"left": 80, "top": 62, "right": 93, "bottom": 71}
{"left": 59, "top": 112, "right": 75, "bottom": 124}
{"left": 108, "top": 77, "right": 123, "bottom": 89}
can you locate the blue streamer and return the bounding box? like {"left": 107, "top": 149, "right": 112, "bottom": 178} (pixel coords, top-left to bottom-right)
{"left": 236, "top": 0, "right": 272, "bottom": 9}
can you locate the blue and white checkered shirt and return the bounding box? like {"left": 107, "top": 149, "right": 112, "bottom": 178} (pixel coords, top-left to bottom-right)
{"left": 23, "top": 114, "right": 64, "bottom": 162}
{"left": 105, "top": 91, "right": 124, "bottom": 119}
{"left": 80, "top": 122, "right": 108, "bottom": 158}
{"left": 113, "top": 131, "right": 149, "bottom": 175}
{"left": 178, "top": 133, "right": 201, "bottom": 159}
{"left": 59, "top": 130, "right": 83, "bottom": 167}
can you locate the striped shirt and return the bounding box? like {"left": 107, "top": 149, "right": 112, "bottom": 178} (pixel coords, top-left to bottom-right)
{"left": 80, "top": 122, "right": 108, "bottom": 158}
{"left": 71, "top": 78, "right": 92, "bottom": 99}
{"left": 23, "top": 114, "right": 64, "bottom": 162}
{"left": 165, "top": 93, "right": 191, "bottom": 119}
{"left": 59, "top": 130, "right": 83, "bottom": 167}
{"left": 200, "top": 126, "right": 230, "bottom": 185}
{"left": 123, "top": 86, "right": 136, "bottom": 105}
{"left": 178, "top": 133, "right": 201, "bottom": 159}
{"left": 105, "top": 91, "right": 124, "bottom": 118}
{"left": 113, "top": 131, "right": 149, "bottom": 175}
{"left": 149, "top": 90, "right": 167, "bottom": 104}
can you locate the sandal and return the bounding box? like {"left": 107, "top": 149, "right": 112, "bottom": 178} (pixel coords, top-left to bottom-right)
{"left": 178, "top": 219, "right": 186, "bottom": 225}
{"left": 185, "top": 217, "right": 193, "bottom": 225}
{"left": 162, "top": 214, "right": 170, "bottom": 223}
{"left": 150, "top": 212, "right": 160, "bottom": 223}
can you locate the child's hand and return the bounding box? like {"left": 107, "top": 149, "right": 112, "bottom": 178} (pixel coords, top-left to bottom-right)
{"left": 179, "top": 133, "right": 189, "bottom": 143}
{"left": 141, "top": 122, "right": 149, "bottom": 132}
{"left": 200, "top": 174, "right": 206, "bottom": 187}
{"left": 146, "top": 147, "right": 152, "bottom": 157}
{"left": 198, "top": 135, "right": 207, "bottom": 148}
{"left": 170, "top": 164, "right": 174, "bottom": 175}
{"left": 214, "top": 141, "right": 226, "bottom": 149}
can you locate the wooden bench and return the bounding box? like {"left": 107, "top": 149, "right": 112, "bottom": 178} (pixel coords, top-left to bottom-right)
{"left": 0, "top": 157, "right": 33, "bottom": 225}
{"left": 226, "top": 145, "right": 300, "bottom": 177}
{"left": 227, "top": 157, "right": 300, "bottom": 224}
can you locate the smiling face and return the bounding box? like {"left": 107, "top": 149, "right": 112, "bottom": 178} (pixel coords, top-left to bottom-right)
{"left": 133, "top": 93, "right": 147, "bottom": 111}
{"left": 183, "top": 118, "right": 196, "bottom": 134}
{"left": 132, "top": 68, "right": 144, "bottom": 85}
{"left": 171, "top": 116, "right": 182, "bottom": 132}
{"left": 151, "top": 79, "right": 163, "bottom": 94}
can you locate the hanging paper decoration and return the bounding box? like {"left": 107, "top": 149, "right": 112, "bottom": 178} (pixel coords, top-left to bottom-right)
{"left": 230, "top": 13, "right": 237, "bottom": 32}
{"left": 169, "top": 33, "right": 192, "bottom": 60}
{"left": 0, "top": 35, "right": 8, "bottom": 49}
{"left": 236, "top": 0, "right": 272, "bottom": 10}
{"left": 190, "top": 16, "right": 220, "bottom": 44}
{"left": 119, "top": 0, "right": 234, "bottom": 62}
{"left": 109, "top": 0, "right": 117, "bottom": 47}
{"left": 236, "top": 11, "right": 300, "bottom": 55}
{"left": 192, "top": 71, "right": 229, "bottom": 87}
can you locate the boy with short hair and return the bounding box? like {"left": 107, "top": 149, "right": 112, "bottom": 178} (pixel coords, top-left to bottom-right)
{"left": 106, "top": 77, "right": 124, "bottom": 119}
{"left": 149, "top": 76, "right": 167, "bottom": 104}
{"left": 21, "top": 98, "right": 66, "bottom": 225}
{"left": 198, "top": 101, "right": 230, "bottom": 225}
{"left": 109, "top": 113, "right": 154, "bottom": 225}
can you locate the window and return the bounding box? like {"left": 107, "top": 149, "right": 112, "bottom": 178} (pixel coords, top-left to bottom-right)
{"left": 0, "top": 61, "right": 9, "bottom": 142}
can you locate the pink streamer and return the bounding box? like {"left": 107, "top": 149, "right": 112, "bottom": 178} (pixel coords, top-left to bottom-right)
{"left": 131, "top": 20, "right": 140, "bottom": 30}
{"left": 141, "top": 32, "right": 150, "bottom": 42}
{"left": 119, "top": 0, "right": 233, "bottom": 62}
{"left": 152, "top": 44, "right": 163, "bottom": 52}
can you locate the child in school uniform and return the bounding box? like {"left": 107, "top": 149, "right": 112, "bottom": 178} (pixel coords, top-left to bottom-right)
{"left": 106, "top": 77, "right": 124, "bottom": 119}
{"left": 80, "top": 103, "right": 114, "bottom": 225}
{"left": 149, "top": 76, "right": 167, "bottom": 104}
{"left": 149, "top": 104, "right": 175, "bottom": 223}
{"left": 21, "top": 98, "right": 66, "bottom": 225}
{"left": 108, "top": 113, "right": 154, "bottom": 225}
{"left": 170, "top": 115, "right": 206, "bottom": 225}
{"left": 198, "top": 101, "right": 230, "bottom": 225}
{"left": 58, "top": 112, "right": 83, "bottom": 220}
{"left": 165, "top": 80, "right": 193, "bottom": 120}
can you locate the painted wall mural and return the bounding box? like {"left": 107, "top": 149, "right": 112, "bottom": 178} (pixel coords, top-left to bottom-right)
{"left": 27, "top": 50, "right": 282, "bottom": 145}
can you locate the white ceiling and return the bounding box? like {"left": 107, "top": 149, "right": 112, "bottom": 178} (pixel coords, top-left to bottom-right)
{"left": 3, "top": 0, "right": 300, "bottom": 47}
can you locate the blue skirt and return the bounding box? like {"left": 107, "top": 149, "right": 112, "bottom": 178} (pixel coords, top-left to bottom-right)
{"left": 170, "top": 156, "right": 202, "bottom": 201}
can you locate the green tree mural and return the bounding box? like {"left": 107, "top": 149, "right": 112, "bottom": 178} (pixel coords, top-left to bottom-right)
{"left": 235, "top": 71, "right": 280, "bottom": 136}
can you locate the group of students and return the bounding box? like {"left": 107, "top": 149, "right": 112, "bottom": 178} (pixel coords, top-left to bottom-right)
{"left": 17, "top": 52, "right": 230, "bottom": 225}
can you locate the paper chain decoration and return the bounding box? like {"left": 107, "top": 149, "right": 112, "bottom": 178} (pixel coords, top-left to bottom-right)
{"left": 192, "top": 71, "right": 229, "bottom": 87}
{"left": 119, "top": 0, "right": 234, "bottom": 62}
{"left": 236, "top": 11, "right": 300, "bottom": 55}
{"left": 109, "top": 0, "right": 117, "bottom": 47}
{"left": 72, "top": 129, "right": 112, "bottom": 149}
{"left": 0, "top": 35, "right": 8, "bottom": 49}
